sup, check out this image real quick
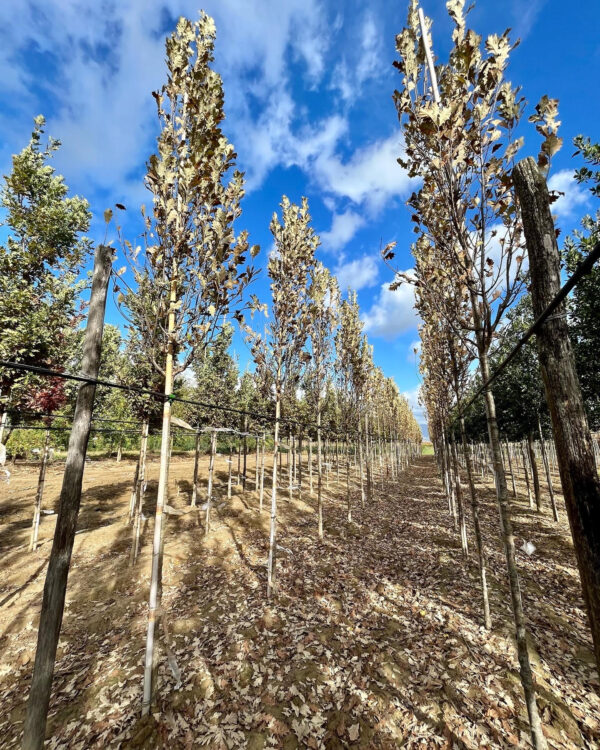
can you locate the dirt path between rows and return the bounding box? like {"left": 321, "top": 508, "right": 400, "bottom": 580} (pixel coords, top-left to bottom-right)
{"left": 0, "top": 453, "right": 598, "bottom": 748}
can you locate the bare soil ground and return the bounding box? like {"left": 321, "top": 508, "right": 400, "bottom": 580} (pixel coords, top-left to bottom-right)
{"left": 0, "top": 452, "right": 598, "bottom": 748}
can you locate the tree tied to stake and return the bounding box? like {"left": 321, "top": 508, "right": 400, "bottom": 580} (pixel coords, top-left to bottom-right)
{"left": 251, "top": 195, "right": 318, "bottom": 598}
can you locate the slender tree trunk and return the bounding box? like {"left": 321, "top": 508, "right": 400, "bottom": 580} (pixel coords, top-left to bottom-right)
{"left": 205, "top": 430, "right": 216, "bottom": 535}
{"left": 505, "top": 439, "right": 517, "bottom": 498}
{"left": 116, "top": 435, "right": 122, "bottom": 462}
{"left": 451, "top": 434, "right": 468, "bottom": 557}
{"left": 227, "top": 446, "right": 233, "bottom": 500}
{"left": 128, "top": 441, "right": 142, "bottom": 523}
{"left": 514, "top": 156, "right": 600, "bottom": 670}
{"left": 521, "top": 442, "right": 534, "bottom": 509}
{"left": 346, "top": 432, "right": 352, "bottom": 522}
{"left": 242, "top": 416, "right": 248, "bottom": 490}
{"left": 317, "top": 408, "right": 323, "bottom": 539}
{"left": 308, "top": 437, "right": 313, "bottom": 496}
{"left": 480, "top": 351, "right": 547, "bottom": 749}
{"left": 459, "top": 415, "right": 492, "bottom": 628}
{"left": 288, "top": 432, "right": 293, "bottom": 501}
{"left": 191, "top": 432, "right": 201, "bottom": 507}
{"left": 358, "top": 418, "right": 365, "bottom": 510}
{"left": 29, "top": 428, "right": 51, "bottom": 552}
{"left": 142, "top": 272, "right": 177, "bottom": 716}
{"left": 292, "top": 433, "right": 297, "bottom": 484}
{"left": 267, "top": 398, "right": 280, "bottom": 599}
{"left": 298, "top": 433, "right": 303, "bottom": 500}
{"left": 538, "top": 417, "right": 559, "bottom": 522}
{"left": 130, "top": 419, "right": 149, "bottom": 566}
{"left": 255, "top": 435, "right": 259, "bottom": 494}
{"left": 528, "top": 432, "right": 542, "bottom": 513}
{"left": 365, "top": 413, "right": 372, "bottom": 503}
{"left": 439, "top": 426, "right": 451, "bottom": 511}
{"left": 0, "top": 407, "right": 8, "bottom": 445}
{"left": 23, "top": 243, "right": 112, "bottom": 750}
{"left": 259, "top": 434, "right": 265, "bottom": 512}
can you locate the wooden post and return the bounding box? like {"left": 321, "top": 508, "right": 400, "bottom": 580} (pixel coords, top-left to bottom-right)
{"left": 514, "top": 156, "right": 600, "bottom": 670}
{"left": 23, "top": 244, "right": 112, "bottom": 750}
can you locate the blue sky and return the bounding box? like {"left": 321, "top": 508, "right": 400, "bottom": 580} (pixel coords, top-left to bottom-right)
{"left": 0, "top": 0, "right": 598, "bottom": 437}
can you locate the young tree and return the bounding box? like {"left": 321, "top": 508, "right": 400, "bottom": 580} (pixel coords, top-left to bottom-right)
{"left": 335, "top": 291, "right": 367, "bottom": 521}
{"left": 394, "top": 3, "right": 556, "bottom": 744}
{"left": 129, "top": 14, "right": 259, "bottom": 714}
{"left": 252, "top": 196, "right": 317, "bottom": 598}
{"left": 306, "top": 263, "right": 339, "bottom": 538}
{"left": 0, "top": 116, "right": 91, "bottom": 442}
{"left": 407, "top": 237, "right": 492, "bottom": 626}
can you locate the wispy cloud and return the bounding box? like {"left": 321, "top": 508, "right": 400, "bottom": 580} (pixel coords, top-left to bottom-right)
{"left": 0, "top": 0, "right": 331, "bottom": 207}
{"left": 320, "top": 210, "right": 365, "bottom": 252}
{"left": 334, "top": 254, "right": 379, "bottom": 292}
{"left": 362, "top": 272, "right": 418, "bottom": 339}
{"left": 548, "top": 169, "right": 589, "bottom": 221}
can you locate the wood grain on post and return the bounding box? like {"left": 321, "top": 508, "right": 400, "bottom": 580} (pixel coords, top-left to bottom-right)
{"left": 23, "top": 243, "right": 112, "bottom": 750}
{"left": 513, "top": 156, "right": 600, "bottom": 670}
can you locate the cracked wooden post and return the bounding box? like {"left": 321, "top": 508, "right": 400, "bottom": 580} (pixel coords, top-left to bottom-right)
{"left": 23, "top": 243, "right": 112, "bottom": 750}
{"left": 514, "top": 156, "right": 600, "bottom": 670}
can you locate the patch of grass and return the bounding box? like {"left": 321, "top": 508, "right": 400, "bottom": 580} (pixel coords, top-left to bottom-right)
{"left": 421, "top": 443, "right": 434, "bottom": 456}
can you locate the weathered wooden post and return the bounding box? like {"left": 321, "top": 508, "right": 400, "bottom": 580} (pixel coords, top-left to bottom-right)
{"left": 514, "top": 156, "right": 600, "bottom": 671}
{"left": 23, "top": 243, "right": 112, "bottom": 750}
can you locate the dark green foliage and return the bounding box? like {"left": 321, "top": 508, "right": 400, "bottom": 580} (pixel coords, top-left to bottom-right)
{"left": 563, "top": 136, "right": 600, "bottom": 428}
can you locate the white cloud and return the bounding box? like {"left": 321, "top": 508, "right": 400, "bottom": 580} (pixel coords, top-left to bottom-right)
{"left": 313, "top": 133, "right": 416, "bottom": 212}
{"left": 362, "top": 272, "right": 418, "bottom": 339}
{"left": 403, "top": 386, "right": 428, "bottom": 436}
{"left": 548, "top": 169, "right": 589, "bottom": 220}
{"left": 330, "top": 12, "right": 382, "bottom": 102}
{"left": 0, "top": 0, "right": 330, "bottom": 206}
{"left": 334, "top": 254, "right": 379, "bottom": 292}
{"left": 0, "top": 0, "right": 417, "bottom": 263}
{"left": 320, "top": 210, "right": 365, "bottom": 251}
{"left": 510, "top": 0, "right": 548, "bottom": 40}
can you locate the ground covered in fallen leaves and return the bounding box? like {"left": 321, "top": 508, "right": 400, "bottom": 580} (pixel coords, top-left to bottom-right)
{"left": 0, "top": 451, "right": 598, "bottom": 748}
